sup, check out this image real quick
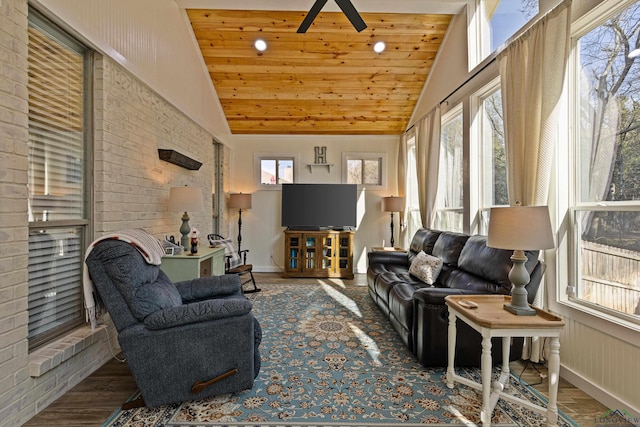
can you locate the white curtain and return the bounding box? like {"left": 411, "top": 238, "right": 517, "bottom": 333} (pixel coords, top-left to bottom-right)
{"left": 498, "top": 0, "right": 571, "bottom": 362}
{"left": 397, "top": 133, "right": 408, "bottom": 246}
{"left": 415, "top": 106, "right": 441, "bottom": 228}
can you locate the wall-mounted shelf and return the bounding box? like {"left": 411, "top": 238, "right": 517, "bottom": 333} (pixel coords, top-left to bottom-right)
{"left": 158, "top": 149, "right": 202, "bottom": 170}
{"left": 307, "top": 163, "right": 334, "bottom": 173}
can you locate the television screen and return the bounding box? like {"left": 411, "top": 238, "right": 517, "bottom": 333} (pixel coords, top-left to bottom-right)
{"left": 281, "top": 184, "right": 357, "bottom": 229}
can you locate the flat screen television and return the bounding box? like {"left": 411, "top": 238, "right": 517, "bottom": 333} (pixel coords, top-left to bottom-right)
{"left": 281, "top": 183, "right": 357, "bottom": 230}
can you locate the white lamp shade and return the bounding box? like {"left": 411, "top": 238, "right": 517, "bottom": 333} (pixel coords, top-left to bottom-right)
{"left": 168, "top": 186, "right": 203, "bottom": 212}
{"left": 382, "top": 196, "right": 404, "bottom": 212}
{"left": 228, "top": 193, "right": 252, "bottom": 209}
{"left": 487, "top": 205, "right": 555, "bottom": 250}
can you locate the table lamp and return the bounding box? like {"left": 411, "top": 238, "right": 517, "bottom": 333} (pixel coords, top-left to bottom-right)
{"left": 168, "top": 186, "right": 203, "bottom": 249}
{"left": 382, "top": 196, "right": 404, "bottom": 248}
{"left": 228, "top": 192, "right": 252, "bottom": 253}
{"left": 487, "top": 204, "right": 555, "bottom": 315}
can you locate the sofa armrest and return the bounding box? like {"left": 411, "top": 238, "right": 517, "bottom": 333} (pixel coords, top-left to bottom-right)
{"left": 143, "top": 297, "right": 252, "bottom": 330}
{"left": 367, "top": 251, "right": 408, "bottom": 266}
{"left": 174, "top": 274, "right": 242, "bottom": 302}
{"left": 412, "top": 286, "right": 488, "bottom": 306}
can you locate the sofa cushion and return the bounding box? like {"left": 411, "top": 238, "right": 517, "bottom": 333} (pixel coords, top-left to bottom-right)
{"left": 432, "top": 232, "right": 469, "bottom": 266}
{"left": 457, "top": 235, "right": 540, "bottom": 291}
{"left": 409, "top": 251, "right": 443, "bottom": 285}
{"left": 408, "top": 229, "right": 442, "bottom": 265}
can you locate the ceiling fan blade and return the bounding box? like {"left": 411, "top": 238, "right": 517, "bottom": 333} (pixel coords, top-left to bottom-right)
{"left": 297, "top": 0, "right": 329, "bottom": 33}
{"left": 335, "top": 0, "right": 367, "bottom": 32}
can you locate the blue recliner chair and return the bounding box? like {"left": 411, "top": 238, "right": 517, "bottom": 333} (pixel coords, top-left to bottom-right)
{"left": 85, "top": 238, "right": 261, "bottom": 408}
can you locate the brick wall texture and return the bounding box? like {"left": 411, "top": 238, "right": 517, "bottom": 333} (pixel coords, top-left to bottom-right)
{"left": 0, "top": 1, "right": 220, "bottom": 425}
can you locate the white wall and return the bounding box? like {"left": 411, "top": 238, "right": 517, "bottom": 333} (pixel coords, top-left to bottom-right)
{"left": 34, "top": 0, "right": 232, "bottom": 145}
{"left": 229, "top": 135, "right": 400, "bottom": 274}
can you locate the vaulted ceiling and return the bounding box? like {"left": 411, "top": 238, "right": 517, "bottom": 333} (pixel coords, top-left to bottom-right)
{"left": 186, "top": 8, "right": 452, "bottom": 135}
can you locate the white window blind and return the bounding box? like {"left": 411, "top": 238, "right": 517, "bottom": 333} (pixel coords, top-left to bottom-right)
{"left": 27, "top": 10, "right": 90, "bottom": 349}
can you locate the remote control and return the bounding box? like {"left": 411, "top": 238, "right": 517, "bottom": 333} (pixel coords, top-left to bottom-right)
{"left": 458, "top": 300, "right": 479, "bottom": 309}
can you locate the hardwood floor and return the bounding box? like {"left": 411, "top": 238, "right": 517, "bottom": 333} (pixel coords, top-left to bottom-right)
{"left": 23, "top": 273, "right": 621, "bottom": 427}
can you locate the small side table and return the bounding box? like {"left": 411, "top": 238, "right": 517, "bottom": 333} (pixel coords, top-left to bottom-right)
{"left": 444, "top": 295, "right": 564, "bottom": 427}
{"left": 161, "top": 246, "right": 225, "bottom": 282}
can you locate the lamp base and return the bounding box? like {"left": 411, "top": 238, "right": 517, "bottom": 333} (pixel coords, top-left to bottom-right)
{"left": 504, "top": 249, "right": 536, "bottom": 316}
{"left": 503, "top": 303, "right": 536, "bottom": 316}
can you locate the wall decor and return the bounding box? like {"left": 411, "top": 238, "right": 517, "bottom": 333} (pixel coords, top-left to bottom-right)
{"left": 158, "top": 149, "right": 202, "bottom": 170}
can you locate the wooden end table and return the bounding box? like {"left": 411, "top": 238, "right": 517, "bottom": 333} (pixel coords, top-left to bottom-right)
{"left": 444, "top": 295, "right": 565, "bottom": 427}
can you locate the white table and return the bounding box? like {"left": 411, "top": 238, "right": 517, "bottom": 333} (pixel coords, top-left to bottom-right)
{"left": 444, "top": 295, "right": 565, "bottom": 426}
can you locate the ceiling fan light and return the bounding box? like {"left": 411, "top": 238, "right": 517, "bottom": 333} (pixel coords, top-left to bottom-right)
{"left": 254, "top": 39, "right": 267, "bottom": 52}
{"left": 373, "top": 41, "right": 386, "bottom": 54}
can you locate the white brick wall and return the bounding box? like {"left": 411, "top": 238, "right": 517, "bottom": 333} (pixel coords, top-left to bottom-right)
{"left": 0, "top": 2, "right": 217, "bottom": 425}
{"left": 0, "top": 0, "right": 30, "bottom": 425}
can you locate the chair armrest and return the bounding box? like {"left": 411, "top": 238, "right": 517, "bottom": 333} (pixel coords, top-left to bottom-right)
{"left": 174, "top": 274, "right": 242, "bottom": 302}
{"left": 239, "top": 249, "right": 249, "bottom": 264}
{"left": 367, "top": 250, "right": 408, "bottom": 267}
{"left": 413, "top": 287, "right": 488, "bottom": 306}
{"left": 143, "top": 297, "right": 253, "bottom": 330}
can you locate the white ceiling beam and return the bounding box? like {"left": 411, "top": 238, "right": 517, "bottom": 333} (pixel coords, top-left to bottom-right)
{"left": 175, "top": 0, "right": 466, "bottom": 14}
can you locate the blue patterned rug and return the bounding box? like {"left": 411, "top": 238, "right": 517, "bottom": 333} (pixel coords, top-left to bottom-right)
{"left": 103, "top": 282, "right": 577, "bottom": 426}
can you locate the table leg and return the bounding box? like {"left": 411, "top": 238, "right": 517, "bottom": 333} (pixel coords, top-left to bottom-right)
{"left": 547, "top": 337, "right": 561, "bottom": 426}
{"left": 501, "top": 336, "right": 510, "bottom": 388}
{"left": 446, "top": 310, "right": 457, "bottom": 389}
{"left": 481, "top": 333, "right": 492, "bottom": 426}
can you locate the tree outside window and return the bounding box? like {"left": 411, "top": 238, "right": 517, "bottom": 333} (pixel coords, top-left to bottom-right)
{"left": 573, "top": 0, "right": 640, "bottom": 319}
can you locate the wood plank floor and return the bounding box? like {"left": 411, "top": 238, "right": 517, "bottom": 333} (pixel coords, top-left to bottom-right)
{"left": 23, "top": 273, "right": 622, "bottom": 427}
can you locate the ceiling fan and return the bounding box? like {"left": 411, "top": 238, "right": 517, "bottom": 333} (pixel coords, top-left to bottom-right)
{"left": 297, "top": 0, "right": 367, "bottom": 33}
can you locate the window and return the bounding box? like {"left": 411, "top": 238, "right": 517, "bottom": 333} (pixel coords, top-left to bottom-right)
{"left": 260, "top": 158, "right": 294, "bottom": 185}
{"left": 475, "top": 80, "right": 508, "bottom": 234}
{"left": 468, "top": 0, "right": 539, "bottom": 69}
{"left": 570, "top": 0, "right": 640, "bottom": 323}
{"left": 27, "top": 9, "right": 92, "bottom": 349}
{"left": 343, "top": 153, "right": 383, "bottom": 186}
{"left": 434, "top": 106, "right": 464, "bottom": 232}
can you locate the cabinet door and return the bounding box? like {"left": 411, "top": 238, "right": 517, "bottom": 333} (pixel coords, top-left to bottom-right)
{"left": 199, "top": 258, "right": 212, "bottom": 277}
{"left": 304, "top": 235, "right": 317, "bottom": 270}
{"left": 337, "top": 232, "right": 354, "bottom": 278}
{"left": 285, "top": 233, "right": 302, "bottom": 272}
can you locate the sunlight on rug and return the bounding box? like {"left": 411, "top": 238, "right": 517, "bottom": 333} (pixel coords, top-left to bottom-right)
{"left": 103, "top": 282, "right": 578, "bottom": 427}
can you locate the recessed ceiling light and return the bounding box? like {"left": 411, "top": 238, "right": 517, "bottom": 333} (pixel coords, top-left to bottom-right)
{"left": 254, "top": 39, "right": 267, "bottom": 52}
{"left": 373, "top": 41, "right": 386, "bottom": 54}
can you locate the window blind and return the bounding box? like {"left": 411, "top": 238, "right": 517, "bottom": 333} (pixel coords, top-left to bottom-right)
{"left": 27, "top": 10, "right": 89, "bottom": 348}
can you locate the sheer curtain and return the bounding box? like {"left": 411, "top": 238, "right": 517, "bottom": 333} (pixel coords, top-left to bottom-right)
{"left": 397, "top": 133, "right": 408, "bottom": 246}
{"left": 498, "top": 0, "right": 571, "bottom": 362}
{"left": 415, "top": 106, "right": 441, "bottom": 228}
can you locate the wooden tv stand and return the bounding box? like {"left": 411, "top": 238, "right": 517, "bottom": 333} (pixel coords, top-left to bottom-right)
{"left": 283, "top": 229, "right": 354, "bottom": 279}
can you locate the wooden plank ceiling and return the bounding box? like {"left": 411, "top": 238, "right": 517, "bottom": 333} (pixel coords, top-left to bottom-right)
{"left": 187, "top": 9, "right": 452, "bottom": 135}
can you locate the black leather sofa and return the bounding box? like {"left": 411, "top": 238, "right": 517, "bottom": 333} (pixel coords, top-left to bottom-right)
{"left": 367, "top": 228, "right": 545, "bottom": 367}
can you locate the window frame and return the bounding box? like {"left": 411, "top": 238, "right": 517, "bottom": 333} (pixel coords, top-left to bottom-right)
{"left": 467, "top": 0, "right": 541, "bottom": 70}
{"left": 341, "top": 152, "right": 386, "bottom": 189}
{"left": 558, "top": 0, "right": 640, "bottom": 334}
{"left": 27, "top": 7, "right": 94, "bottom": 351}
{"left": 434, "top": 104, "right": 465, "bottom": 233}
{"left": 471, "top": 78, "right": 508, "bottom": 235}
{"left": 404, "top": 134, "right": 422, "bottom": 241}
{"left": 255, "top": 153, "right": 298, "bottom": 190}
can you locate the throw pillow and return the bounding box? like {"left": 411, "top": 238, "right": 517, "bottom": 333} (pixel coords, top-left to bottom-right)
{"left": 409, "top": 250, "right": 443, "bottom": 285}
{"left": 209, "top": 238, "right": 242, "bottom": 269}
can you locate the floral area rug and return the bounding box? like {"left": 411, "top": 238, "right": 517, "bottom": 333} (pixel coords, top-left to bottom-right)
{"left": 103, "top": 282, "right": 577, "bottom": 426}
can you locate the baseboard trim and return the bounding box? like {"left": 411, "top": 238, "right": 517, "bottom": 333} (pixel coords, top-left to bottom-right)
{"left": 561, "top": 363, "right": 640, "bottom": 423}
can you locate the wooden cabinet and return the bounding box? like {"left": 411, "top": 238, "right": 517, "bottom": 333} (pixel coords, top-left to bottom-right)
{"left": 283, "top": 230, "right": 354, "bottom": 279}
{"left": 161, "top": 246, "right": 225, "bottom": 282}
